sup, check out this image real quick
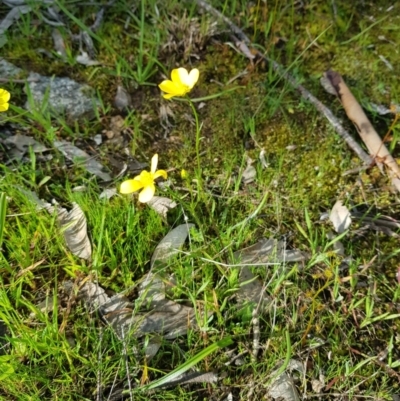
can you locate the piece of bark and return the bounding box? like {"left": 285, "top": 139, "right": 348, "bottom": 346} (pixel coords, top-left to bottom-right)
{"left": 324, "top": 70, "right": 400, "bottom": 191}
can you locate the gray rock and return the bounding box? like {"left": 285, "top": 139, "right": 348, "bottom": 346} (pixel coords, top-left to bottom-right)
{"left": 0, "top": 57, "right": 23, "bottom": 78}
{"left": 0, "top": 58, "right": 100, "bottom": 120}
{"left": 26, "top": 72, "right": 100, "bottom": 120}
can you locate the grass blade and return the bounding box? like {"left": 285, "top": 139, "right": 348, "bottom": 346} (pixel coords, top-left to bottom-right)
{"left": 0, "top": 193, "right": 7, "bottom": 250}
{"left": 140, "top": 336, "right": 233, "bottom": 391}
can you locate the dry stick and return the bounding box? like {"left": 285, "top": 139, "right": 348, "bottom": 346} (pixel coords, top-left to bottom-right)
{"left": 195, "top": 0, "right": 372, "bottom": 166}
{"left": 324, "top": 70, "right": 400, "bottom": 191}
{"left": 96, "top": 328, "right": 104, "bottom": 401}
{"left": 251, "top": 307, "right": 260, "bottom": 361}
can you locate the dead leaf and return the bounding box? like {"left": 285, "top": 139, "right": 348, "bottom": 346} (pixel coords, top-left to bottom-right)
{"left": 147, "top": 196, "right": 177, "bottom": 218}
{"left": 0, "top": 5, "right": 31, "bottom": 47}
{"left": 66, "top": 279, "right": 200, "bottom": 340}
{"left": 236, "top": 266, "right": 270, "bottom": 308}
{"left": 76, "top": 51, "right": 101, "bottom": 66}
{"left": 151, "top": 223, "right": 194, "bottom": 267}
{"left": 259, "top": 149, "right": 268, "bottom": 169}
{"left": 242, "top": 158, "right": 257, "bottom": 184}
{"left": 51, "top": 28, "right": 67, "bottom": 58}
{"left": 311, "top": 374, "right": 325, "bottom": 393}
{"left": 233, "top": 238, "right": 309, "bottom": 264}
{"left": 138, "top": 273, "right": 165, "bottom": 304}
{"left": 29, "top": 296, "right": 54, "bottom": 318}
{"left": 113, "top": 85, "right": 132, "bottom": 110}
{"left": 47, "top": 202, "right": 92, "bottom": 260}
{"left": 4, "top": 134, "right": 48, "bottom": 161}
{"left": 268, "top": 372, "right": 300, "bottom": 401}
{"left": 329, "top": 200, "right": 351, "bottom": 234}
{"left": 54, "top": 140, "right": 112, "bottom": 181}
{"left": 351, "top": 210, "right": 400, "bottom": 238}
{"left": 235, "top": 40, "right": 256, "bottom": 60}
{"left": 16, "top": 258, "right": 46, "bottom": 278}
{"left": 268, "top": 360, "right": 304, "bottom": 401}
{"left": 99, "top": 188, "right": 117, "bottom": 200}
{"left": 17, "top": 187, "right": 51, "bottom": 210}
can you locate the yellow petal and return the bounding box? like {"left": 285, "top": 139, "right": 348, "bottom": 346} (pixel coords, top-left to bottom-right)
{"left": 151, "top": 154, "right": 158, "bottom": 174}
{"left": 176, "top": 68, "right": 190, "bottom": 86}
{"left": 0, "top": 89, "right": 10, "bottom": 103}
{"left": 0, "top": 103, "right": 9, "bottom": 112}
{"left": 163, "top": 93, "right": 175, "bottom": 100}
{"left": 137, "top": 171, "right": 154, "bottom": 186}
{"left": 188, "top": 69, "right": 199, "bottom": 88}
{"left": 153, "top": 169, "right": 167, "bottom": 180}
{"left": 120, "top": 179, "right": 144, "bottom": 194}
{"left": 139, "top": 184, "right": 155, "bottom": 203}
{"left": 159, "top": 80, "right": 174, "bottom": 93}
{"left": 171, "top": 68, "right": 184, "bottom": 84}
{"left": 159, "top": 80, "right": 187, "bottom": 96}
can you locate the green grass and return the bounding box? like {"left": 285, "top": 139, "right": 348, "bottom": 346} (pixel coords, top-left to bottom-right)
{"left": 1, "top": 0, "right": 400, "bottom": 399}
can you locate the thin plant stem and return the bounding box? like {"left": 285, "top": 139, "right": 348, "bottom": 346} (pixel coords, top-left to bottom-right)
{"left": 187, "top": 98, "right": 202, "bottom": 177}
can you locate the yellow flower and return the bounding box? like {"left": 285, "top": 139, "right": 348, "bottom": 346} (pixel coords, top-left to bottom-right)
{"left": 120, "top": 154, "right": 167, "bottom": 203}
{"left": 158, "top": 68, "right": 199, "bottom": 99}
{"left": 180, "top": 169, "right": 188, "bottom": 179}
{"left": 0, "top": 89, "right": 10, "bottom": 112}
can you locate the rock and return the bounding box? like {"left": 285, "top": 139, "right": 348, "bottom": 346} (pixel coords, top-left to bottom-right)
{"left": 26, "top": 72, "right": 100, "bottom": 121}
{"left": 0, "top": 58, "right": 23, "bottom": 78}
{"left": 0, "top": 58, "right": 100, "bottom": 121}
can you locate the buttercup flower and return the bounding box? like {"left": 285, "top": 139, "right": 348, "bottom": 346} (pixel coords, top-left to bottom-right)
{"left": 158, "top": 68, "right": 199, "bottom": 99}
{"left": 180, "top": 169, "right": 188, "bottom": 179}
{"left": 0, "top": 89, "right": 10, "bottom": 112}
{"left": 120, "top": 154, "right": 167, "bottom": 203}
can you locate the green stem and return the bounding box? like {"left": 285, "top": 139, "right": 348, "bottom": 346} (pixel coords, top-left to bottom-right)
{"left": 187, "top": 98, "right": 201, "bottom": 176}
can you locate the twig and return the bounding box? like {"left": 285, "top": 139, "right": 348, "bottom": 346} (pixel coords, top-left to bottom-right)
{"left": 121, "top": 327, "right": 133, "bottom": 401}
{"left": 0, "top": 77, "right": 38, "bottom": 83}
{"left": 251, "top": 307, "right": 260, "bottom": 361}
{"left": 324, "top": 70, "right": 400, "bottom": 191}
{"left": 195, "top": 0, "right": 372, "bottom": 166}
{"left": 96, "top": 328, "right": 103, "bottom": 401}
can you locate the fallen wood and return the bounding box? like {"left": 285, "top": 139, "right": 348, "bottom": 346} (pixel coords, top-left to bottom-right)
{"left": 323, "top": 70, "right": 400, "bottom": 192}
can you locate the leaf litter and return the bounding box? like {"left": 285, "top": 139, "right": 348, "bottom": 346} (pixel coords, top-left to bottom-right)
{"left": 53, "top": 140, "right": 112, "bottom": 181}
{"left": 267, "top": 359, "right": 304, "bottom": 401}
{"left": 18, "top": 188, "right": 92, "bottom": 260}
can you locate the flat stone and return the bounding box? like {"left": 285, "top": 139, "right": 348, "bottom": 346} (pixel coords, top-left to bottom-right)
{"left": 26, "top": 72, "right": 100, "bottom": 120}
{"left": 0, "top": 57, "right": 23, "bottom": 78}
